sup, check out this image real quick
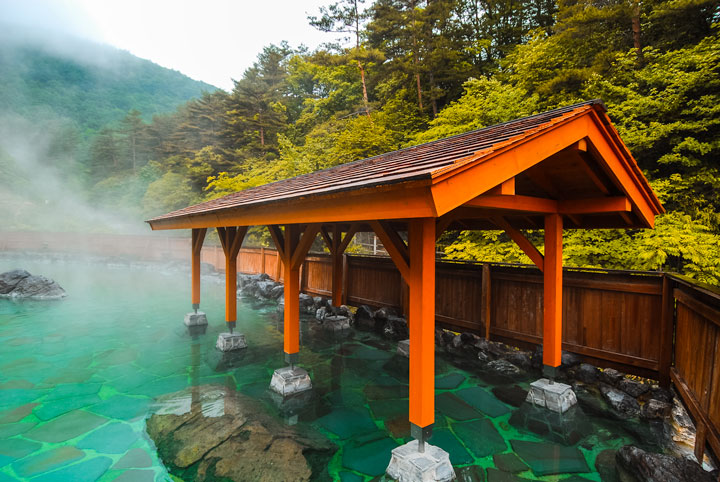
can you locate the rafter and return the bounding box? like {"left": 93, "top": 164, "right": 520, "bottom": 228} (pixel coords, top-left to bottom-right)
{"left": 491, "top": 216, "right": 544, "bottom": 271}
{"left": 291, "top": 223, "right": 322, "bottom": 271}
{"left": 370, "top": 220, "right": 410, "bottom": 282}
{"left": 267, "top": 225, "right": 286, "bottom": 262}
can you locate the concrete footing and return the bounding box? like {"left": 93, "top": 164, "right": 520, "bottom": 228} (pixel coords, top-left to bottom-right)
{"left": 386, "top": 440, "right": 455, "bottom": 482}
{"left": 526, "top": 378, "right": 577, "bottom": 413}
{"left": 269, "top": 366, "right": 312, "bottom": 396}
{"left": 216, "top": 332, "right": 248, "bottom": 352}
{"left": 184, "top": 311, "right": 208, "bottom": 327}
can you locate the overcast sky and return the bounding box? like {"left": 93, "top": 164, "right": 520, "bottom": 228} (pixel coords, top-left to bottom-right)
{"left": 1, "top": 0, "right": 341, "bottom": 90}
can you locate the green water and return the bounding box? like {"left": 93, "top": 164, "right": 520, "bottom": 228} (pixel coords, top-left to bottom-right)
{"left": 0, "top": 257, "right": 648, "bottom": 481}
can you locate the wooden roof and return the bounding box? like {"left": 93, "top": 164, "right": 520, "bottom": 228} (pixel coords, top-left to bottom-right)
{"left": 147, "top": 100, "right": 663, "bottom": 231}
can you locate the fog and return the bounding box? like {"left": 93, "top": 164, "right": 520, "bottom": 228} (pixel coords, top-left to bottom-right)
{"left": 0, "top": 113, "right": 145, "bottom": 234}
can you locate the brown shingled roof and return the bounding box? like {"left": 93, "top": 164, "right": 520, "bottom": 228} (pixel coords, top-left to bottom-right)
{"left": 148, "top": 100, "right": 605, "bottom": 223}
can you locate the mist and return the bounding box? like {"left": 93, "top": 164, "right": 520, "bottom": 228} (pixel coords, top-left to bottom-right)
{"left": 0, "top": 112, "right": 146, "bottom": 234}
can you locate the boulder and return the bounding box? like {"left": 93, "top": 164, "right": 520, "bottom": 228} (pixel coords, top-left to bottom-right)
{"left": 641, "top": 399, "right": 672, "bottom": 420}
{"left": 618, "top": 378, "right": 650, "bottom": 398}
{"left": 505, "top": 350, "right": 532, "bottom": 370}
{"left": 269, "top": 285, "right": 284, "bottom": 299}
{"left": 354, "top": 305, "right": 376, "bottom": 331}
{"left": 615, "top": 445, "right": 714, "bottom": 482}
{"left": 0, "top": 269, "right": 31, "bottom": 294}
{"left": 0, "top": 273, "right": 66, "bottom": 300}
{"left": 299, "top": 293, "right": 314, "bottom": 307}
{"left": 487, "top": 359, "right": 521, "bottom": 377}
{"left": 599, "top": 384, "right": 640, "bottom": 419}
{"left": 561, "top": 351, "right": 582, "bottom": 368}
{"left": 600, "top": 368, "right": 624, "bottom": 386}
{"left": 316, "top": 306, "right": 328, "bottom": 322}
{"left": 383, "top": 316, "right": 409, "bottom": 341}
{"left": 146, "top": 385, "right": 336, "bottom": 482}
{"left": 575, "top": 363, "right": 599, "bottom": 384}
{"left": 373, "top": 306, "right": 397, "bottom": 321}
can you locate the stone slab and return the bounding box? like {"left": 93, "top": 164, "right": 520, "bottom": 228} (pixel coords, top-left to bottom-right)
{"left": 526, "top": 378, "right": 577, "bottom": 413}
{"left": 216, "top": 332, "right": 247, "bottom": 352}
{"left": 183, "top": 311, "right": 208, "bottom": 327}
{"left": 269, "top": 366, "right": 312, "bottom": 396}
{"left": 386, "top": 440, "right": 455, "bottom": 482}
{"left": 323, "top": 315, "right": 351, "bottom": 332}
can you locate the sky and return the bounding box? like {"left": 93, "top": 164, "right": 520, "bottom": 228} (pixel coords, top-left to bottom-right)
{"left": 1, "top": 0, "right": 341, "bottom": 90}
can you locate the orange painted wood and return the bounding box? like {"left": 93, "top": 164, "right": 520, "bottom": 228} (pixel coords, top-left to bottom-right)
{"left": 488, "top": 178, "right": 516, "bottom": 195}
{"left": 492, "top": 216, "right": 544, "bottom": 271}
{"left": 408, "top": 218, "right": 436, "bottom": 429}
{"left": 543, "top": 214, "right": 563, "bottom": 367}
{"left": 217, "top": 226, "right": 248, "bottom": 323}
{"left": 191, "top": 228, "right": 207, "bottom": 305}
{"left": 559, "top": 196, "right": 631, "bottom": 214}
{"left": 283, "top": 225, "right": 302, "bottom": 355}
{"left": 331, "top": 225, "right": 343, "bottom": 306}
{"left": 370, "top": 220, "right": 410, "bottom": 282}
{"left": 290, "top": 223, "right": 321, "bottom": 271}
{"left": 465, "top": 194, "right": 558, "bottom": 213}
{"left": 431, "top": 115, "right": 588, "bottom": 216}
{"left": 149, "top": 182, "right": 436, "bottom": 230}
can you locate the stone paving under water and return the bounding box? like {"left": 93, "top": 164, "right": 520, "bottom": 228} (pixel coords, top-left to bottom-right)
{"left": 0, "top": 256, "right": 657, "bottom": 481}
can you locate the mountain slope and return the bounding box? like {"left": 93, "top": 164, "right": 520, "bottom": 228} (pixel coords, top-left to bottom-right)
{"left": 0, "top": 25, "right": 217, "bottom": 133}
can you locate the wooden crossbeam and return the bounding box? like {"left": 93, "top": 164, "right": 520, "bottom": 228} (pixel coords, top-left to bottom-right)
{"left": 370, "top": 220, "right": 410, "bottom": 282}
{"left": 464, "top": 194, "right": 632, "bottom": 215}
{"left": 319, "top": 227, "right": 334, "bottom": 253}
{"left": 492, "top": 216, "right": 544, "bottom": 271}
{"left": 267, "top": 225, "right": 286, "bottom": 262}
{"left": 291, "top": 224, "right": 322, "bottom": 270}
{"left": 337, "top": 224, "right": 360, "bottom": 254}
{"left": 487, "top": 177, "right": 516, "bottom": 195}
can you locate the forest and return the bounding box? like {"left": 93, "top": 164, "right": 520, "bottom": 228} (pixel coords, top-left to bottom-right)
{"left": 13, "top": 0, "right": 720, "bottom": 283}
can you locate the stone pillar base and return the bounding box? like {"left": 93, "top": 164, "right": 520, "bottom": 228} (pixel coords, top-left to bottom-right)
{"left": 216, "top": 332, "right": 248, "bottom": 352}
{"left": 184, "top": 311, "right": 208, "bottom": 327}
{"left": 269, "top": 366, "right": 312, "bottom": 396}
{"left": 386, "top": 440, "right": 455, "bottom": 482}
{"left": 526, "top": 378, "right": 577, "bottom": 413}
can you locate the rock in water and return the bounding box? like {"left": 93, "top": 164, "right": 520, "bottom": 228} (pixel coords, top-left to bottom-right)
{"left": 616, "top": 445, "right": 714, "bottom": 482}
{"left": 145, "top": 385, "right": 336, "bottom": 482}
{"left": 0, "top": 271, "right": 66, "bottom": 300}
{"left": 0, "top": 269, "right": 31, "bottom": 293}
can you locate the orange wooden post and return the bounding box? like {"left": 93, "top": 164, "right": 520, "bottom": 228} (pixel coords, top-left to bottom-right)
{"left": 218, "top": 226, "right": 247, "bottom": 332}
{"left": 408, "top": 218, "right": 436, "bottom": 450}
{"left": 331, "top": 225, "right": 343, "bottom": 307}
{"left": 283, "top": 225, "right": 302, "bottom": 363}
{"left": 191, "top": 228, "right": 207, "bottom": 310}
{"left": 543, "top": 214, "right": 563, "bottom": 372}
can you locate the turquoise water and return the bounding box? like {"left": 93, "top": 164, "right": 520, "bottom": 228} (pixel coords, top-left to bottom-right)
{"left": 0, "top": 257, "right": 648, "bottom": 481}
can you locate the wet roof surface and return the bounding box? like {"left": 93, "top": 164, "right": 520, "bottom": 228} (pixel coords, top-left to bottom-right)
{"left": 148, "top": 100, "right": 605, "bottom": 223}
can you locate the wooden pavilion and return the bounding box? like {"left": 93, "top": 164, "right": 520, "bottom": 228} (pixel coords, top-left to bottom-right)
{"left": 147, "top": 100, "right": 663, "bottom": 453}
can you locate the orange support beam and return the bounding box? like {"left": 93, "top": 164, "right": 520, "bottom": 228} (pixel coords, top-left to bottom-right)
{"left": 370, "top": 220, "right": 410, "bottom": 283}
{"left": 218, "top": 226, "right": 247, "bottom": 330}
{"left": 190, "top": 227, "right": 207, "bottom": 308}
{"left": 543, "top": 214, "right": 563, "bottom": 369}
{"left": 491, "top": 217, "right": 544, "bottom": 271}
{"left": 408, "top": 218, "right": 436, "bottom": 438}
{"left": 320, "top": 224, "right": 359, "bottom": 307}
{"left": 273, "top": 224, "right": 322, "bottom": 360}
{"left": 283, "top": 225, "right": 301, "bottom": 357}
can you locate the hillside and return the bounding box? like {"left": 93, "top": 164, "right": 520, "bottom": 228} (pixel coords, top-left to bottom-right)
{"left": 0, "top": 25, "right": 217, "bottom": 133}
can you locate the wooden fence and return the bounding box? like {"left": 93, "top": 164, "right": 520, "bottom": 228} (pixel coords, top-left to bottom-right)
{"left": 1, "top": 231, "right": 718, "bottom": 462}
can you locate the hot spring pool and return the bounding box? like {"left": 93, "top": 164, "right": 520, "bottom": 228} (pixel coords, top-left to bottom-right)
{"left": 0, "top": 256, "right": 650, "bottom": 481}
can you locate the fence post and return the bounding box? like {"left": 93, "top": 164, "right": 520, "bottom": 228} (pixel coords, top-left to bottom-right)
{"left": 342, "top": 253, "right": 349, "bottom": 305}
{"left": 261, "top": 246, "right": 266, "bottom": 275}
{"left": 659, "top": 274, "right": 675, "bottom": 388}
{"left": 482, "top": 263, "right": 492, "bottom": 340}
